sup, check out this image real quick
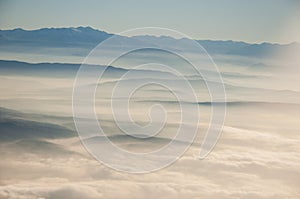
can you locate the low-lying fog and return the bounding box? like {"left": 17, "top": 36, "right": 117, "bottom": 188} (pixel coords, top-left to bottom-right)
{"left": 0, "top": 48, "right": 300, "bottom": 198}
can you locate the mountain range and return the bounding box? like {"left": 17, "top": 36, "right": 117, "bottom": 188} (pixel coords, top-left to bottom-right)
{"left": 1, "top": 26, "right": 299, "bottom": 58}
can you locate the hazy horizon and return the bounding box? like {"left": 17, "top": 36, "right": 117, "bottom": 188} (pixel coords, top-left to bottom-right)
{"left": 1, "top": 0, "right": 300, "bottom": 43}
{"left": 1, "top": 1, "right": 300, "bottom": 199}
{"left": 1, "top": 26, "right": 300, "bottom": 45}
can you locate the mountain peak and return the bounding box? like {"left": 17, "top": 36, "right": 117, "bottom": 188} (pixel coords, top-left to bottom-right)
{"left": 0, "top": 26, "right": 113, "bottom": 45}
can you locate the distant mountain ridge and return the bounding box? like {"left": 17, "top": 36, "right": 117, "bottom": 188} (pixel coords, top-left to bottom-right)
{"left": 1, "top": 26, "right": 299, "bottom": 57}
{"left": 0, "top": 59, "right": 176, "bottom": 79}
{"left": 0, "top": 26, "right": 112, "bottom": 45}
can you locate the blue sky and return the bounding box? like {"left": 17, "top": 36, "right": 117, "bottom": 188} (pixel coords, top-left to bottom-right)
{"left": 0, "top": 0, "right": 299, "bottom": 43}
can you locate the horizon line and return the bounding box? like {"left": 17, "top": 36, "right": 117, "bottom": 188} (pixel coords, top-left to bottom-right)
{"left": 1, "top": 26, "right": 298, "bottom": 46}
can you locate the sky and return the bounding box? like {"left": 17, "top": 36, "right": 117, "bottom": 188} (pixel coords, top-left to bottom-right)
{"left": 0, "top": 0, "right": 300, "bottom": 43}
